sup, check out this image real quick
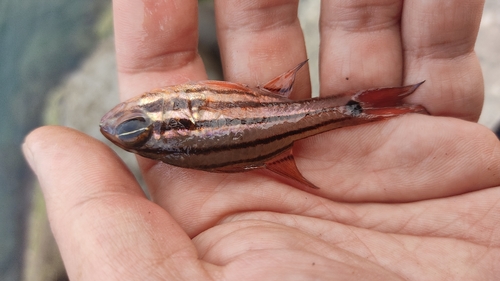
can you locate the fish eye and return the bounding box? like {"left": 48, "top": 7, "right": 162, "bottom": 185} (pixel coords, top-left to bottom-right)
{"left": 115, "top": 117, "right": 152, "bottom": 146}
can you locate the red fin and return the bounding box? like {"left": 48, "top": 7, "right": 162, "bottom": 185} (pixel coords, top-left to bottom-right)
{"left": 265, "top": 149, "right": 319, "bottom": 189}
{"left": 354, "top": 81, "right": 425, "bottom": 108}
{"left": 363, "top": 105, "right": 429, "bottom": 117}
{"left": 260, "top": 60, "right": 308, "bottom": 98}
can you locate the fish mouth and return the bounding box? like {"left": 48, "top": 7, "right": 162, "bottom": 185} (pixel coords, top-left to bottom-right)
{"left": 99, "top": 110, "right": 122, "bottom": 145}
{"left": 99, "top": 110, "right": 116, "bottom": 137}
{"left": 99, "top": 122, "right": 120, "bottom": 147}
{"left": 99, "top": 122, "right": 113, "bottom": 137}
{"left": 99, "top": 102, "right": 129, "bottom": 140}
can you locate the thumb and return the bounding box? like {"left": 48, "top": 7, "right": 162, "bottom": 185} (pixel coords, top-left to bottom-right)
{"left": 23, "top": 126, "right": 204, "bottom": 280}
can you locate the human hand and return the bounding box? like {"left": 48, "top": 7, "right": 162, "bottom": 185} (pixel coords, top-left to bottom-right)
{"left": 23, "top": 0, "right": 500, "bottom": 280}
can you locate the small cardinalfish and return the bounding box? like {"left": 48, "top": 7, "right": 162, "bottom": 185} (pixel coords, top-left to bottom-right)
{"left": 100, "top": 61, "right": 427, "bottom": 189}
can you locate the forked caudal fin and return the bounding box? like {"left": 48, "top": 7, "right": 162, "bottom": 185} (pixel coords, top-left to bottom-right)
{"left": 353, "top": 81, "right": 425, "bottom": 108}
{"left": 260, "top": 60, "right": 308, "bottom": 98}
{"left": 351, "top": 81, "right": 428, "bottom": 116}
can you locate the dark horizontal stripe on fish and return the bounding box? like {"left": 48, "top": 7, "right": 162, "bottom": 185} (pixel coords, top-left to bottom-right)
{"left": 197, "top": 144, "right": 293, "bottom": 171}
{"left": 140, "top": 96, "right": 283, "bottom": 114}
{"left": 180, "top": 86, "right": 287, "bottom": 103}
{"left": 183, "top": 86, "right": 251, "bottom": 95}
{"left": 148, "top": 115, "right": 351, "bottom": 157}
{"left": 156, "top": 103, "right": 315, "bottom": 131}
{"left": 156, "top": 110, "right": 307, "bottom": 133}
{"left": 207, "top": 100, "right": 288, "bottom": 109}
{"left": 193, "top": 113, "right": 307, "bottom": 130}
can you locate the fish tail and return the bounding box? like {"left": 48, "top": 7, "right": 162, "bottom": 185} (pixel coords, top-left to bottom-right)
{"left": 354, "top": 81, "right": 425, "bottom": 108}
{"left": 361, "top": 104, "right": 429, "bottom": 116}
{"left": 352, "top": 81, "right": 428, "bottom": 116}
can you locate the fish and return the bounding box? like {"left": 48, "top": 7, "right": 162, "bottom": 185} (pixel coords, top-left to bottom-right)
{"left": 100, "top": 61, "right": 428, "bottom": 189}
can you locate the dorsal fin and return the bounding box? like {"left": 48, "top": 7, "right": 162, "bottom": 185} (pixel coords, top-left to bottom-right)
{"left": 265, "top": 148, "right": 319, "bottom": 189}
{"left": 260, "top": 60, "right": 308, "bottom": 98}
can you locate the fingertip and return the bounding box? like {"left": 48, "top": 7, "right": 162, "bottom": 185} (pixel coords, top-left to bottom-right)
{"left": 214, "top": 0, "right": 310, "bottom": 99}
{"left": 23, "top": 126, "right": 202, "bottom": 280}
{"left": 113, "top": 0, "right": 207, "bottom": 99}
{"left": 24, "top": 126, "right": 144, "bottom": 200}
{"left": 22, "top": 126, "right": 77, "bottom": 177}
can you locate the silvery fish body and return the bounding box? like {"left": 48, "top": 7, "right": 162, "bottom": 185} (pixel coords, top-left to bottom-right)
{"left": 100, "top": 61, "right": 427, "bottom": 189}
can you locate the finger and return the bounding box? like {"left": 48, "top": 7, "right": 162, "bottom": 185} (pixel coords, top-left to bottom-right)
{"left": 214, "top": 0, "right": 310, "bottom": 99}
{"left": 113, "top": 0, "right": 207, "bottom": 100}
{"left": 319, "top": 0, "right": 405, "bottom": 95}
{"left": 402, "top": 0, "right": 484, "bottom": 120}
{"left": 112, "top": 0, "right": 213, "bottom": 199}
{"left": 22, "top": 126, "right": 204, "bottom": 280}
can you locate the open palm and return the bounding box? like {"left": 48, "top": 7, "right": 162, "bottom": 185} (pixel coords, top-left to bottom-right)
{"left": 24, "top": 0, "right": 500, "bottom": 280}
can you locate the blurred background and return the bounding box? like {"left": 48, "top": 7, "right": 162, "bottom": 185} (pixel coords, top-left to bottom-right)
{"left": 0, "top": 0, "right": 499, "bottom": 280}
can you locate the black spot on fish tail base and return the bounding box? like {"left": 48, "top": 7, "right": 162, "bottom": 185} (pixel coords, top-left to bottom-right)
{"left": 345, "top": 100, "right": 362, "bottom": 116}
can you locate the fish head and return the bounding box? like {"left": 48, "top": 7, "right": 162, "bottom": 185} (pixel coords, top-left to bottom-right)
{"left": 100, "top": 88, "right": 207, "bottom": 164}
{"left": 100, "top": 92, "right": 164, "bottom": 154}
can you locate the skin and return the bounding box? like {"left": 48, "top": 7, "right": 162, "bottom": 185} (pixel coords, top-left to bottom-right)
{"left": 22, "top": 0, "right": 500, "bottom": 280}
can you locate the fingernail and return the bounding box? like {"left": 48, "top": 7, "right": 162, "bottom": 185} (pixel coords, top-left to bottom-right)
{"left": 22, "top": 142, "right": 36, "bottom": 174}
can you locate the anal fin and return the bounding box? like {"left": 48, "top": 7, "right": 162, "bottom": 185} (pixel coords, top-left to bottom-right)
{"left": 265, "top": 149, "right": 319, "bottom": 189}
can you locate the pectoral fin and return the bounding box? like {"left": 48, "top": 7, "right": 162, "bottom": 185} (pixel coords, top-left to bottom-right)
{"left": 265, "top": 148, "right": 319, "bottom": 189}
{"left": 260, "top": 60, "right": 308, "bottom": 98}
